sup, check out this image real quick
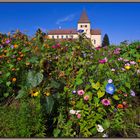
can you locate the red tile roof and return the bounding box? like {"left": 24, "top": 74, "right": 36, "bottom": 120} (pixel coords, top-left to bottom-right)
{"left": 47, "top": 29, "right": 101, "bottom": 35}
{"left": 78, "top": 9, "right": 90, "bottom": 23}
{"left": 47, "top": 29, "right": 77, "bottom": 35}
{"left": 90, "top": 29, "right": 101, "bottom": 35}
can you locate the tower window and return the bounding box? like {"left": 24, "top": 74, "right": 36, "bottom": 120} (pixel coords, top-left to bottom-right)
{"left": 61, "top": 35, "right": 63, "bottom": 39}
{"left": 81, "top": 25, "right": 83, "bottom": 28}
{"left": 85, "top": 25, "right": 87, "bottom": 27}
{"left": 94, "top": 40, "right": 96, "bottom": 44}
{"left": 57, "top": 35, "right": 59, "bottom": 39}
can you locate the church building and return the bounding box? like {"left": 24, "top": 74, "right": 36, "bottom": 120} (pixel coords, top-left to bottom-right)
{"left": 47, "top": 10, "right": 101, "bottom": 47}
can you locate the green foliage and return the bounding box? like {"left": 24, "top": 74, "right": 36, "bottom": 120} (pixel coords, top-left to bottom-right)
{"left": 102, "top": 34, "right": 110, "bottom": 47}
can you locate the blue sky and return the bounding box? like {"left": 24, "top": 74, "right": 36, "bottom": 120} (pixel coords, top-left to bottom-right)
{"left": 0, "top": 3, "right": 140, "bottom": 45}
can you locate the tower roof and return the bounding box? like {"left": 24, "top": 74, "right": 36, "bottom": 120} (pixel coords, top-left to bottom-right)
{"left": 78, "top": 9, "right": 90, "bottom": 23}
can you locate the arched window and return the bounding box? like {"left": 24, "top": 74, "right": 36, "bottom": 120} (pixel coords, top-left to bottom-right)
{"left": 94, "top": 40, "right": 96, "bottom": 44}
{"left": 57, "top": 35, "right": 59, "bottom": 39}
{"left": 61, "top": 35, "right": 63, "bottom": 39}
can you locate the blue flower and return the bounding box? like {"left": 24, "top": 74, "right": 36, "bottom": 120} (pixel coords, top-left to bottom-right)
{"left": 77, "top": 29, "right": 84, "bottom": 33}
{"left": 106, "top": 83, "right": 116, "bottom": 95}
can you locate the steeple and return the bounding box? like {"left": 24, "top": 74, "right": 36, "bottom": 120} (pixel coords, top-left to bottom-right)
{"left": 78, "top": 9, "right": 90, "bottom": 23}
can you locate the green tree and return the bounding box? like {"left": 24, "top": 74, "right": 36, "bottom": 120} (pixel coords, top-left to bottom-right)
{"left": 102, "top": 34, "right": 110, "bottom": 47}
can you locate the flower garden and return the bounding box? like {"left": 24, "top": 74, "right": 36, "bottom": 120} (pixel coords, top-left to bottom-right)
{"left": 0, "top": 29, "right": 140, "bottom": 138}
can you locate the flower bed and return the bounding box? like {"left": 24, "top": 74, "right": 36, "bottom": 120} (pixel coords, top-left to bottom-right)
{"left": 0, "top": 30, "right": 140, "bottom": 137}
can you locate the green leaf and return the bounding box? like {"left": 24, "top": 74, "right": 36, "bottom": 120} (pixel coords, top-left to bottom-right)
{"left": 102, "top": 119, "right": 110, "bottom": 129}
{"left": 46, "top": 96, "right": 54, "bottom": 114}
{"left": 53, "top": 128, "right": 61, "bottom": 137}
{"left": 50, "top": 80, "right": 60, "bottom": 89}
{"left": 75, "top": 78, "right": 83, "bottom": 86}
{"left": 94, "top": 97, "right": 99, "bottom": 104}
{"left": 27, "top": 71, "right": 43, "bottom": 88}
{"left": 97, "top": 90, "right": 105, "bottom": 98}
{"left": 6, "top": 81, "right": 11, "bottom": 87}
{"left": 125, "top": 82, "right": 131, "bottom": 89}
{"left": 15, "top": 89, "right": 26, "bottom": 99}
{"left": 92, "top": 82, "right": 100, "bottom": 90}
{"left": 113, "top": 95, "right": 120, "bottom": 100}
{"left": 5, "top": 72, "right": 10, "bottom": 78}
{"left": 4, "top": 93, "right": 9, "bottom": 97}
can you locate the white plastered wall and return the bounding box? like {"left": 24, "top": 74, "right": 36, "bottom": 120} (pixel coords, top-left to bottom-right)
{"left": 91, "top": 35, "right": 101, "bottom": 47}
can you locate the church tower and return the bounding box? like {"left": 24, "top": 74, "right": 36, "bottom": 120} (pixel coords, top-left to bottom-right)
{"left": 77, "top": 9, "right": 91, "bottom": 38}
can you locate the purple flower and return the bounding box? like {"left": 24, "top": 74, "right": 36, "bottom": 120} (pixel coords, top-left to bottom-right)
{"left": 130, "top": 90, "right": 136, "bottom": 97}
{"left": 101, "top": 99, "right": 111, "bottom": 106}
{"left": 72, "top": 90, "right": 77, "bottom": 94}
{"left": 5, "top": 39, "right": 10, "bottom": 44}
{"left": 106, "top": 83, "right": 116, "bottom": 95}
{"left": 77, "top": 29, "right": 84, "bottom": 33}
{"left": 10, "top": 45, "right": 14, "bottom": 49}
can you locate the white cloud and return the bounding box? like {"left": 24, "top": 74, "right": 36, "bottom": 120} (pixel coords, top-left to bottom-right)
{"left": 56, "top": 14, "right": 75, "bottom": 25}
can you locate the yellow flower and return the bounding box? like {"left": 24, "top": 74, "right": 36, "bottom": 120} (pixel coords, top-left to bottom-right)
{"left": 125, "top": 65, "right": 131, "bottom": 70}
{"left": 30, "top": 89, "right": 40, "bottom": 97}
{"left": 33, "top": 91, "right": 39, "bottom": 97}
{"left": 45, "top": 92, "right": 50, "bottom": 96}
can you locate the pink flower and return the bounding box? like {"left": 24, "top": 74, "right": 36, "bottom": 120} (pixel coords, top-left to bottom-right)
{"left": 84, "top": 95, "right": 89, "bottom": 101}
{"left": 130, "top": 61, "right": 136, "bottom": 65}
{"left": 52, "top": 45, "right": 56, "bottom": 48}
{"left": 96, "top": 46, "right": 101, "bottom": 50}
{"left": 108, "top": 79, "right": 113, "bottom": 83}
{"left": 99, "top": 57, "right": 108, "bottom": 64}
{"left": 77, "top": 114, "right": 81, "bottom": 119}
{"left": 77, "top": 90, "right": 85, "bottom": 96}
{"left": 118, "top": 57, "right": 123, "bottom": 61}
{"left": 125, "top": 63, "right": 130, "bottom": 66}
{"left": 101, "top": 99, "right": 110, "bottom": 106}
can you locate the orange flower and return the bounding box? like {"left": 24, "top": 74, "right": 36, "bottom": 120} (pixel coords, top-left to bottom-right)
{"left": 4, "top": 50, "right": 7, "bottom": 53}
{"left": 117, "top": 104, "right": 123, "bottom": 109}
{"left": 0, "top": 55, "right": 3, "bottom": 59}
{"left": 17, "top": 57, "right": 22, "bottom": 61}
{"left": 18, "top": 52, "right": 22, "bottom": 55}
{"left": 138, "top": 59, "right": 140, "bottom": 63}
{"left": 14, "top": 44, "right": 18, "bottom": 48}
{"left": 12, "top": 78, "right": 16, "bottom": 82}
{"left": 59, "top": 71, "right": 65, "bottom": 77}
{"left": 20, "top": 54, "right": 24, "bottom": 57}
{"left": 12, "top": 68, "right": 16, "bottom": 71}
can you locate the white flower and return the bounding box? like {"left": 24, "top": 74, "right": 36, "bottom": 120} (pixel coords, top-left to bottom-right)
{"left": 69, "top": 109, "right": 76, "bottom": 115}
{"left": 108, "top": 79, "right": 113, "bottom": 83}
{"left": 96, "top": 124, "right": 104, "bottom": 132}
{"left": 75, "top": 110, "right": 81, "bottom": 115}
{"left": 137, "top": 69, "right": 140, "bottom": 74}
{"left": 111, "top": 68, "right": 115, "bottom": 72}
{"left": 102, "top": 133, "right": 108, "bottom": 137}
